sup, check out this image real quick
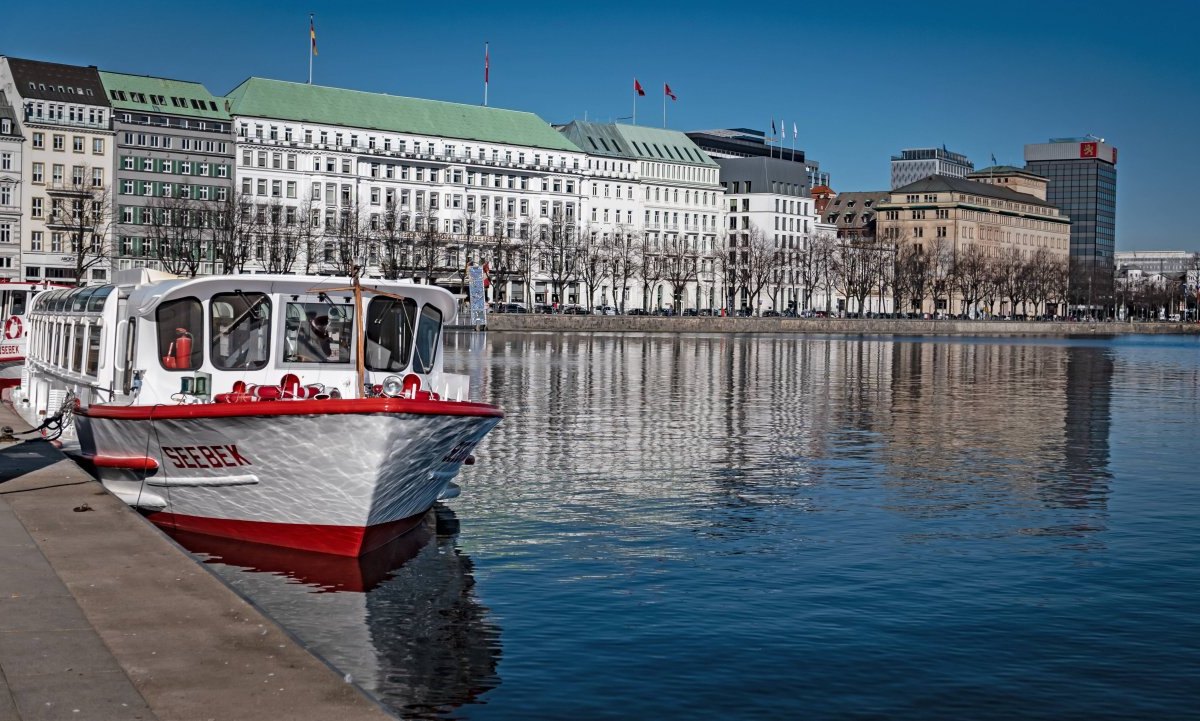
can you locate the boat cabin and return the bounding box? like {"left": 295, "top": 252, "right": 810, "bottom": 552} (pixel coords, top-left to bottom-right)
{"left": 16, "top": 271, "right": 469, "bottom": 429}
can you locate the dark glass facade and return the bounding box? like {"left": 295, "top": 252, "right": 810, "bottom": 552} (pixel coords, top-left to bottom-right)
{"left": 1025, "top": 158, "right": 1117, "bottom": 308}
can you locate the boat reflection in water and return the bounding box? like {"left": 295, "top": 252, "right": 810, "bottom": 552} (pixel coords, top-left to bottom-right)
{"left": 169, "top": 506, "right": 501, "bottom": 719}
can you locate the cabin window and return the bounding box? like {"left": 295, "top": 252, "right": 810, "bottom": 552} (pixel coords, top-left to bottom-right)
{"left": 86, "top": 285, "right": 114, "bottom": 313}
{"left": 412, "top": 304, "right": 442, "bottom": 374}
{"left": 365, "top": 297, "right": 417, "bottom": 371}
{"left": 156, "top": 298, "right": 204, "bottom": 371}
{"left": 85, "top": 325, "right": 102, "bottom": 376}
{"left": 210, "top": 293, "right": 271, "bottom": 370}
{"left": 72, "top": 324, "right": 86, "bottom": 372}
{"left": 10, "top": 290, "right": 27, "bottom": 316}
{"left": 282, "top": 301, "right": 353, "bottom": 364}
{"left": 121, "top": 318, "right": 137, "bottom": 394}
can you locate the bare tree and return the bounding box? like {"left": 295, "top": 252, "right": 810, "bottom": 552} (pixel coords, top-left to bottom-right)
{"left": 662, "top": 233, "right": 700, "bottom": 313}
{"left": 927, "top": 235, "right": 954, "bottom": 317}
{"left": 638, "top": 233, "right": 666, "bottom": 312}
{"left": 49, "top": 171, "right": 111, "bottom": 285}
{"left": 414, "top": 211, "right": 445, "bottom": 285}
{"left": 833, "top": 237, "right": 879, "bottom": 317}
{"left": 213, "top": 190, "right": 253, "bottom": 274}
{"left": 329, "top": 203, "right": 377, "bottom": 278}
{"left": 376, "top": 200, "right": 407, "bottom": 280}
{"left": 809, "top": 232, "right": 838, "bottom": 314}
{"left": 951, "top": 244, "right": 990, "bottom": 318}
{"left": 607, "top": 225, "right": 640, "bottom": 313}
{"left": 740, "top": 227, "right": 776, "bottom": 316}
{"left": 794, "top": 238, "right": 820, "bottom": 313}
{"left": 148, "top": 195, "right": 203, "bottom": 277}
{"left": 895, "top": 240, "right": 931, "bottom": 316}
{"left": 575, "top": 226, "right": 611, "bottom": 312}
{"left": 539, "top": 209, "right": 578, "bottom": 307}
{"left": 255, "top": 198, "right": 304, "bottom": 274}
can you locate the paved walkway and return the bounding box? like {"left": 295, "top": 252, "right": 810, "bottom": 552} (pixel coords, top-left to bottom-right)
{"left": 0, "top": 403, "right": 393, "bottom": 721}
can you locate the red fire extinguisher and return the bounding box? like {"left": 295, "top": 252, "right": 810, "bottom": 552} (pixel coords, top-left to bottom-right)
{"left": 163, "top": 328, "right": 193, "bottom": 369}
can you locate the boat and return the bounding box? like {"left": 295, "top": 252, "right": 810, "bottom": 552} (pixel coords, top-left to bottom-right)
{"left": 1, "top": 279, "right": 67, "bottom": 391}
{"left": 10, "top": 269, "right": 503, "bottom": 556}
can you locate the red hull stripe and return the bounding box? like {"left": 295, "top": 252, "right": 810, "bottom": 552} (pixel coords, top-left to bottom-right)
{"left": 0, "top": 378, "right": 19, "bottom": 390}
{"left": 148, "top": 511, "right": 431, "bottom": 557}
{"left": 78, "top": 396, "right": 503, "bottom": 421}
{"left": 85, "top": 454, "right": 160, "bottom": 471}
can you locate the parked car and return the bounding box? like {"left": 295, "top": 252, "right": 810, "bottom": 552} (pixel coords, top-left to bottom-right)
{"left": 563, "top": 305, "right": 588, "bottom": 315}
{"left": 533, "top": 303, "right": 554, "bottom": 314}
{"left": 594, "top": 305, "right": 617, "bottom": 316}
{"left": 627, "top": 308, "right": 649, "bottom": 316}
{"left": 497, "top": 302, "right": 527, "bottom": 313}
{"left": 762, "top": 310, "right": 781, "bottom": 317}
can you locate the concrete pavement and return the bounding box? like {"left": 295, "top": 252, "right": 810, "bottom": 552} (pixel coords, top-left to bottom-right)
{"left": 0, "top": 403, "right": 393, "bottom": 721}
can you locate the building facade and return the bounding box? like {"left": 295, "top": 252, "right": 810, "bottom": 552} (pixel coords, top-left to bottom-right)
{"left": 876, "top": 172, "right": 1071, "bottom": 315}
{"left": 1024, "top": 136, "right": 1118, "bottom": 310}
{"left": 0, "top": 92, "right": 21, "bottom": 279}
{"left": 717, "top": 155, "right": 819, "bottom": 313}
{"left": 890, "top": 147, "right": 974, "bottom": 189}
{"left": 100, "top": 71, "right": 234, "bottom": 277}
{"left": 0, "top": 57, "right": 114, "bottom": 284}
{"left": 226, "top": 77, "right": 587, "bottom": 305}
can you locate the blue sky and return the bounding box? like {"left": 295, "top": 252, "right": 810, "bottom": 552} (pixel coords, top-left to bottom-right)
{"left": 3, "top": 0, "right": 1197, "bottom": 250}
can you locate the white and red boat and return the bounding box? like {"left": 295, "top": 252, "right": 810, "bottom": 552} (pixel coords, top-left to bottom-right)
{"left": 1, "top": 279, "right": 67, "bottom": 392}
{"left": 11, "top": 269, "right": 502, "bottom": 556}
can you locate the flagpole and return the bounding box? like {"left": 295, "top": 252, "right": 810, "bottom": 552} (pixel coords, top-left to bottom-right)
{"left": 483, "top": 42, "right": 489, "bottom": 107}
{"left": 308, "top": 14, "right": 313, "bottom": 85}
{"left": 633, "top": 78, "right": 637, "bottom": 125}
{"left": 663, "top": 88, "right": 666, "bottom": 128}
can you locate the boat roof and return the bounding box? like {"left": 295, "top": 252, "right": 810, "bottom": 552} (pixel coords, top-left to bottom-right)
{"left": 121, "top": 274, "right": 460, "bottom": 322}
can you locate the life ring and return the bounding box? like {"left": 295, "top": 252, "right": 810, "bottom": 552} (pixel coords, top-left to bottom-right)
{"left": 3, "top": 315, "right": 22, "bottom": 340}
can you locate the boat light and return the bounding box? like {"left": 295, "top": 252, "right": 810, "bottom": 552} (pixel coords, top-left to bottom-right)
{"left": 381, "top": 375, "right": 404, "bottom": 397}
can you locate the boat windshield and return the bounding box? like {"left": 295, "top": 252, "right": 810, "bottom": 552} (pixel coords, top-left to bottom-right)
{"left": 412, "top": 304, "right": 442, "bottom": 373}
{"left": 365, "top": 296, "right": 417, "bottom": 371}
{"left": 210, "top": 293, "right": 271, "bottom": 370}
{"left": 283, "top": 301, "right": 353, "bottom": 364}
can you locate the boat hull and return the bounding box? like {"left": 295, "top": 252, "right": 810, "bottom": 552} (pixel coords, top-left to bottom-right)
{"left": 74, "top": 399, "right": 502, "bottom": 556}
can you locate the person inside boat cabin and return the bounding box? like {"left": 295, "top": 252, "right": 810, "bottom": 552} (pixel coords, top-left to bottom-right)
{"left": 300, "top": 311, "right": 333, "bottom": 361}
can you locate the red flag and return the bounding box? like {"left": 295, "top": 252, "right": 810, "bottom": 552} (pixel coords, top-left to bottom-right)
{"left": 664, "top": 83, "right": 676, "bottom": 101}
{"left": 634, "top": 79, "right": 645, "bottom": 96}
{"left": 484, "top": 43, "right": 489, "bottom": 84}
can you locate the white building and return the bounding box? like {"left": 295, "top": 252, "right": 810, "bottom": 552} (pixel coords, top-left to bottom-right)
{"left": 225, "top": 77, "right": 586, "bottom": 305}
{"left": 890, "top": 147, "right": 973, "bottom": 189}
{"left": 0, "top": 92, "right": 21, "bottom": 279}
{"left": 558, "top": 121, "right": 723, "bottom": 312}
{"left": 716, "top": 156, "right": 820, "bottom": 313}
{"left": 0, "top": 57, "right": 115, "bottom": 284}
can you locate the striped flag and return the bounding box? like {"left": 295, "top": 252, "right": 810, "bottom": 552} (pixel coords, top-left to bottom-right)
{"left": 310, "top": 15, "right": 318, "bottom": 56}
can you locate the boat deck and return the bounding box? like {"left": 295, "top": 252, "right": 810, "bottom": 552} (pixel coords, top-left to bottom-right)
{"left": 0, "top": 403, "right": 393, "bottom": 721}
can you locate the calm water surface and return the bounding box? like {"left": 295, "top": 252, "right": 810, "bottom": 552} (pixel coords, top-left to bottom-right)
{"left": 182, "top": 332, "right": 1200, "bottom": 720}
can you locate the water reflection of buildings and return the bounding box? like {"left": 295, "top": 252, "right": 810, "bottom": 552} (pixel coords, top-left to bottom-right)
{"left": 446, "top": 331, "right": 1115, "bottom": 549}
{"left": 883, "top": 340, "right": 1113, "bottom": 538}
{"left": 171, "top": 507, "right": 501, "bottom": 720}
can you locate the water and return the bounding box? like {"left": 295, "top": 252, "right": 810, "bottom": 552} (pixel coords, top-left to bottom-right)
{"left": 181, "top": 332, "right": 1200, "bottom": 720}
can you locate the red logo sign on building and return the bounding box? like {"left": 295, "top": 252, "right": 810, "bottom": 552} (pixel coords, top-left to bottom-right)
{"left": 1080, "top": 142, "right": 1097, "bottom": 158}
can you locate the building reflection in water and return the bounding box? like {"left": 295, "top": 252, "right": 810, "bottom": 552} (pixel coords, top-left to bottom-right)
{"left": 447, "top": 332, "right": 1114, "bottom": 553}
{"left": 170, "top": 506, "right": 501, "bottom": 720}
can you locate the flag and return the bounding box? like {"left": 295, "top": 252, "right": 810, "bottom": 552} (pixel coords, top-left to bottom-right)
{"left": 310, "top": 15, "right": 317, "bottom": 56}
{"left": 664, "top": 83, "right": 676, "bottom": 100}
{"left": 991, "top": 152, "right": 997, "bottom": 165}
{"left": 485, "top": 43, "right": 489, "bottom": 84}
{"left": 635, "top": 79, "right": 645, "bottom": 96}
{"left": 771, "top": 119, "right": 776, "bottom": 136}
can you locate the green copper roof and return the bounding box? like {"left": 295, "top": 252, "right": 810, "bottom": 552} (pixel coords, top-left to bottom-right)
{"left": 98, "top": 71, "right": 229, "bottom": 120}
{"left": 224, "top": 77, "right": 579, "bottom": 152}
{"left": 558, "top": 121, "right": 718, "bottom": 167}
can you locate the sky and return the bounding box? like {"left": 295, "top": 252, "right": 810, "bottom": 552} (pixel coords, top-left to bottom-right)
{"left": 3, "top": 0, "right": 1198, "bottom": 251}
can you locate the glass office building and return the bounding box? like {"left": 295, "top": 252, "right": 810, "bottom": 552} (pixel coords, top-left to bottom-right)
{"left": 1025, "top": 138, "right": 1118, "bottom": 311}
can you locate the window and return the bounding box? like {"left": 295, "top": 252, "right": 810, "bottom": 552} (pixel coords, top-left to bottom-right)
{"left": 412, "top": 304, "right": 442, "bottom": 373}
{"left": 53, "top": 135, "right": 65, "bottom": 151}
{"left": 92, "top": 138, "right": 104, "bottom": 154}
{"left": 32, "top": 132, "right": 44, "bottom": 149}
{"left": 365, "top": 297, "right": 418, "bottom": 371}
{"left": 210, "top": 293, "right": 271, "bottom": 370}
{"left": 73, "top": 136, "right": 84, "bottom": 153}
{"left": 156, "top": 297, "right": 204, "bottom": 371}
{"left": 283, "top": 301, "right": 353, "bottom": 363}
{"left": 31, "top": 197, "right": 43, "bottom": 218}
{"left": 32, "top": 162, "right": 44, "bottom": 183}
